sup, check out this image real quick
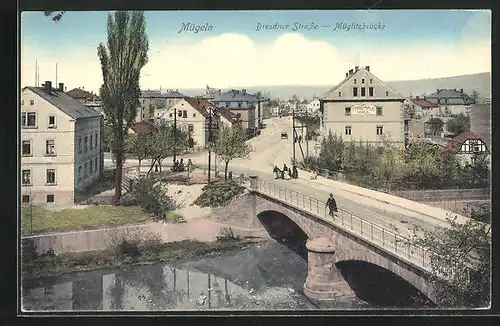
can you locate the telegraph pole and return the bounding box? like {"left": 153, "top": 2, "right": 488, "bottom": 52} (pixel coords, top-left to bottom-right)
{"left": 173, "top": 106, "right": 177, "bottom": 163}
{"left": 208, "top": 108, "right": 213, "bottom": 184}
{"left": 292, "top": 103, "right": 296, "bottom": 165}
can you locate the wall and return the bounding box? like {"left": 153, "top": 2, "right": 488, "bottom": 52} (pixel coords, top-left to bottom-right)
{"left": 227, "top": 107, "right": 257, "bottom": 130}
{"left": 390, "top": 188, "right": 490, "bottom": 202}
{"left": 74, "top": 116, "right": 102, "bottom": 192}
{"left": 323, "top": 100, "right": 405, "bottom": 144}
{"left": 21, "top": 89, "right": 77, "bottom": 205}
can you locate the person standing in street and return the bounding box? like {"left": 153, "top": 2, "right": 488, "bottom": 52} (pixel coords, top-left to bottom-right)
{"left": 326, "top": 193, "right": 338, "bottom": 218}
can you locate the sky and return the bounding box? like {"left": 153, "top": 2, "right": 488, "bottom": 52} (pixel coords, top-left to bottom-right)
{"left": 20, "top": 10, "right": 491, "bottom": 93}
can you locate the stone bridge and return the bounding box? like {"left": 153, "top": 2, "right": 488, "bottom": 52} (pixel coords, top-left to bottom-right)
{"left": 213, "top": 176, "right": 438, "bottom": 304}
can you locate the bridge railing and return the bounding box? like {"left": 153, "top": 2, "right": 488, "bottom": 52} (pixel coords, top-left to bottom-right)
{"left": 254, "top": 178, "right": 432, "bottom": 272}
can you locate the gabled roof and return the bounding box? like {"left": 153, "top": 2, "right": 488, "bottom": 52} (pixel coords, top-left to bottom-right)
{"left": 23, "top": 86, "right": 102, "bottom": 119}
{"left": 184, "top": 98, "right": 215, "bottom": 117}
{"left": 412, "top": 99, "right": 438, "bottom": 108}
{"left": 66, "top": 88, "right": 99, "bottom": 101}
{"left": 216, "top": 108, "right": 238, "bottom": 122}
{"left": 130, "top": 121, "right": 157, "bottom": 135}
{"left": 444, "top": 131, "right": 485, "bottom": 153}
{"left": 140, "top": 90, "right": 163, "bottom": 98}
{"left": 322, "top": 67, "right": 404, "bottom": 101}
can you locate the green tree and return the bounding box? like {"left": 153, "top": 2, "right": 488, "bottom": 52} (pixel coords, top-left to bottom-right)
{"left": 98, "top": 11, "right": 149, "bottom": 203}
{"left": 446, "top": 113, "right": 471, "bottom": 136}
{"left": 214, "top": 125, "right": 252, "bottom": 181}
{"left": 128, "top": 133, "right": 152, "bottom": 173}
{"left": 409, "top": 216, "right": 490, "bottom": 307}
{"left": 471, "top": 90, "right": 480, "bottom": 103}
{"left": 148, "top": 121, "right": 188, "bottom": 174}
{"left": 318, "top": 131, "right": 345, "bottom": 171}
{"left": 133, "top": 178, "right": 176, "bottom": 219}
{"left": 296, "top": 115, "right": 320, "bottom": 140}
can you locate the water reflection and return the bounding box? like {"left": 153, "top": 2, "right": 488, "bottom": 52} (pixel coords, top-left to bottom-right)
{"left": 22, "top": 265, "right": 254, "bottom": 311}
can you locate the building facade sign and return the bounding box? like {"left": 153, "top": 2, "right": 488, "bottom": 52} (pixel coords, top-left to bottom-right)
{"left": 351, "top": 104, "right": 377, "bottom": 115}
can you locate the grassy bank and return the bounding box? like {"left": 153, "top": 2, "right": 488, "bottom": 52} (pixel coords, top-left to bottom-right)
{"left": 21, "top": 205, "right": 153, "bottom": 236}
{"left": 22, "top": 237, "right": 261, "bottom": 280}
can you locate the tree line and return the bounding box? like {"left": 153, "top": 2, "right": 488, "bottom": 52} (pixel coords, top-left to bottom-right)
{"left": 303, "top": 132, "right": 489, "bottom": 190}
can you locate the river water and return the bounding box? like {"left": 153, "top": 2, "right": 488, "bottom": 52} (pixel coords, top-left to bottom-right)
{"left": 22, "top": 240, "right": 430, "bottom": 311}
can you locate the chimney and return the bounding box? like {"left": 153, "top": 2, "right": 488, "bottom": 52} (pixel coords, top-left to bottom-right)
{"left": 242, "top": 89, "right": 246, "bottom": 95}
{"left": 355, "top": 66, "right": 359, "bottom": 71}
{"left": 345, "top": 72, "right": 348, "bottom": 78}
{"left": 218, "top": 90, "right": 221, "bottom": 94}
{"left": 348, "top": 69, "right": 354, "bottom": 76}
{"left": 460, "top": 88, "right": 463, "bottom": 93}
{"left": 365, "top": 66, "right": 370, "bottom": 71}
{"left": 82, "top": 86, "right": 85, "bottom": 90}
{"left": 416, "top": 96, "right": 420, "bottom": 99}
{"left": 58, "top": 83, "right": 64, "bottom": 91}
{"left": 44, "top": 81, "right": 52, "bottom": 94}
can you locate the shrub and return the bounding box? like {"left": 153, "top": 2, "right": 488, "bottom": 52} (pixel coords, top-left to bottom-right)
{"left": 193, "top": 181, "right": 246, "bottom": 207}
{"left": 216, "top": 227, "right": 241, "bottom": 242}
{"left": 165, "top": 211, "right": 186, "bottom": 223}
{"left": 116, "top": 239, "right": 141, "bottom": 257}
{"left": 133, "top": 178, "right": 177, "bottom": 219}
{"left": 21, "top": 239, "right": 38, "bottom": 264}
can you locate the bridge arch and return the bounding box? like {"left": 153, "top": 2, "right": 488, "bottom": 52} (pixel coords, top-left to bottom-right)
{"left": 334, "top": 251, "right": 437, "bottom": 305}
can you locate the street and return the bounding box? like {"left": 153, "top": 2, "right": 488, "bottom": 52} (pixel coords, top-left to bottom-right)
{"left": 106, "top": 117, "right": 451, "bottom": 238}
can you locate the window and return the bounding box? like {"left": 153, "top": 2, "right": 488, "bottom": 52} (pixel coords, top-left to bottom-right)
{"left": 238, "top": 102, "right": 242, "bottom": 108}
{"left": 353, "top": 87, "right": 358, "bottom": 97}
{"left": 362, "top": 79, "right": 365, "bottom": 84}
{"left": 370, "top": 79, "right": 373, "bottom": 84}
{"left": 169, "top": 113, "right": 173, "bottom": 117}
{"left": 471, "top": 156, "right": 476, "bottom": 165}
{"left": 95, "top": 134, "right": 98, "bottom": 148}
{"left": 338, "top": 92, "right": 342, "bottom": 97}
{"left": 45, "top": 140, "right": 56, "bottom": 156}
{"left": 84, "top": 163, "right": 88, "bottom": 178}
{"left": 345, "top": 126, "right": 352, "bottom": 136}
{"left": 21, "top": 112, "right": 37, "bottom": 127}
{"left": 354, "top": 79, "right": 357, "bottom": 84}
{"left": 84, "top": 136, "right": 88, "bottom": 152}
{"left": 385, "top": 91, "right": 389, "bottom": 96}
{"left": 90, "top": 161, "right": 93, "bottom": 174}
{"left": 188, "top": 124, "right": 194, "bottom": 132}
{"left": 78, "top": 166, "right": 82, "bottom": 181}
{"left": 376, "top": 107, "right": 383, "bottom": 116}
{"left": 46, "top": 195, "right": 54, "bottom": 203}
{"left": 361, "top": 87, "right": 366, "bottom": 97}
{"left": 22, "top": 170, "right": 31, "bottom": 185}
{"left": 22, "top": 140, "right": 31, "bottom": 156}
{"left": 94, "top": 158, "right": 98, "bottom": 173}
{"left": 21, "top": 99, "right": 24, "bottom": 106}
{"left": 183, "top": 110, "right": 187, "bottom": 118}
{"left": 30, "top": 100, "right": 34, "bottom": 105}
{"left": 178, "top": 110, "right": 182, "bottom": 117}
{"left": 369, "top": 87, "right": 374, "bottom": 97}
{"left": 345, "top": 107, "right": 351, "bottom": 116}
{"left": 46, "top": 169, "right": 56, "bottom": 185}
{"left": 193, "top": 113, "right": 196, "bottom": 117}
{"left": 48, "top": 115, "right": 56, "bottom": 128}
{"left": 90, "top": 135, "right": 93, "bottom": 150}
{"left": 22, "top": 195, "right": 30, "bottom": 204}
{"left": 78, "top": 138, "right": 82, "bottom": 153}
{"left": 376, "top": 126, "right": 384, "bottom": 135}
{"left": 226, "top": 102, "right": 230, "bottom": 107}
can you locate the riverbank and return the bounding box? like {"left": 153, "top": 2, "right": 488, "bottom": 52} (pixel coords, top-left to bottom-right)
{"left": 22, "top": 237, "right": 265, "bottom": 281}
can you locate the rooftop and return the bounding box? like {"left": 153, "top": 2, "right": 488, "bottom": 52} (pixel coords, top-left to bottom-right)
{"left": 425, "top": 89, "right": 475, "bottom": 105}
{"left": 66, "top": 87, "right": 99, "bottom": 101}
{"left": 130, "top": 121, "right": 157, "bottom": 135}
{"left": 213, "top": 89, "right": 263, "bottom": 102}
{"left": 444, "top": 131, "right": 485, "bottom": 153}
{"left": 24, "top": 85, "right": 102, "bottom": 119}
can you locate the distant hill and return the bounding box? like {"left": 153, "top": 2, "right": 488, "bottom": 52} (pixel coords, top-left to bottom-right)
{"left": 178, "top": 72, "right": 490, "bottom": 102}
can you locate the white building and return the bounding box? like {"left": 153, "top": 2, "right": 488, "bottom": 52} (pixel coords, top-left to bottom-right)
{"left": 306, "top": 98, "right": 321, "bottom": 114}
{"left": 21, "top": 81, "right": 103, "bottom": 205}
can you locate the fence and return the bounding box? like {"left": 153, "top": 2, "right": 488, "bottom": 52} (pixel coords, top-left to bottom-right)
{"left": 253, "top": 178, "right": 432, "bottom": 272}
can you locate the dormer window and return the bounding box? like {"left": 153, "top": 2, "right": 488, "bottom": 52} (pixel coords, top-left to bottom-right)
{"left": 370, "top": 79, "right": 373, "bottom": 84}
{"left": 362, "top": 79, "right": 365, "bottom": 84}
{"left": 338, "top": 92, "right": 342, "bottom": 97}
{"left": 354, "top": 79, "right": 357, "bottom": 84}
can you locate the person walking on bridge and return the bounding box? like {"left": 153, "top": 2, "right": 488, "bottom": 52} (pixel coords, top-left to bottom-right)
{"left": 326, "top": 193, "right": 338, "bottom": 218}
